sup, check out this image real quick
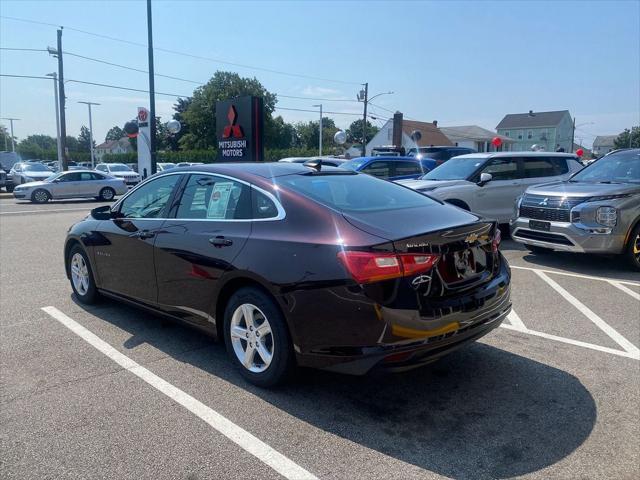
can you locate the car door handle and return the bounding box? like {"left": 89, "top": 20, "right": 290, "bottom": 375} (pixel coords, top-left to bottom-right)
{"left": 209, "top": 236, "right": 233, "bottom": 247}
{"left": 130, "top": 230, "right": 155, "bottom": 240}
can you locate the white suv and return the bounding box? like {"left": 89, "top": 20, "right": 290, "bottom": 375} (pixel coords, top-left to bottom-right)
{"left": 396, "top": 152, "right": 583, "bottom": 223}
{"left": 95, "top": 163, "right": 141, "bottom": 186}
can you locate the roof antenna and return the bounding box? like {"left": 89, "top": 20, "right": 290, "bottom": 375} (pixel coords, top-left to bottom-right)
{"left": 304, "top": 159, "right": 322, "bottom": 172}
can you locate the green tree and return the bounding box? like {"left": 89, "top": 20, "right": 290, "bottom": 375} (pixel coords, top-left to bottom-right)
{"left": 77, "top": 126, "right": 95, "bottom": 152}
{"left": 265, "top": 115, "right": 298, "bottom": 149}
{"left": 179, "top": 71, "right": 276, "bottom": 150}
{"left": 346, "top": 119, "right": 379, "bottom": 144}
{"left": 65, "top": 136, "right": 80, "bottom": 152}
{"left": 0, "top": 124, "right": 10, "bottom": 150}
{"left": 18, "top": 134, "right": 57, "bottom": 151}
{"left": 294, "top": 117, "right": 339, "bottom": 151}
{"left": 105, "top": 126, "right": 125, "bottom": 142}
{"left": 613, "top": 126, "right": 639, "bottom": 149}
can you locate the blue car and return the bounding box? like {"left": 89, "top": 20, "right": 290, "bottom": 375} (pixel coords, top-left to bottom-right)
{"left": 340, "top": 156, "right": 437, "bottom": 181}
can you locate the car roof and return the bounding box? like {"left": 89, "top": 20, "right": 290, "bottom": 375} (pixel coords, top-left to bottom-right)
{"left": 357, "top": 156, "right": 424, "bottom": 162}
{"left": 173, "top": 162, "right": 346, "bottom": 180}
{"left": 453, "top": 151, "right": 580, "bottom": 159}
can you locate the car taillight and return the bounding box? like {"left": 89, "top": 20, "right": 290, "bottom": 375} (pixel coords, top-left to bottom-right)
{"left": 492, "top": 228, "right": 501, "bottom": 253}
{"left": 337, "top": 251, "right": 439, "bottom": 284}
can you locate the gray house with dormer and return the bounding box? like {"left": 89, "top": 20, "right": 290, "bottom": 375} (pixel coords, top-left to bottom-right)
{"left": 496, "top": 110, "right": 573, "bottom": 152}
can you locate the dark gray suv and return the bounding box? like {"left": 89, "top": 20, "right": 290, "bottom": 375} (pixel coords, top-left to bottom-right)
{"left": 511, "top": 149, "right": 640, "bottom": 270}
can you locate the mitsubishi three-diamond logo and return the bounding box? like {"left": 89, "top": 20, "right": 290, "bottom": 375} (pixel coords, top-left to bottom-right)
{"left": 222, "top": 106, "right": 244, "bottom": 139}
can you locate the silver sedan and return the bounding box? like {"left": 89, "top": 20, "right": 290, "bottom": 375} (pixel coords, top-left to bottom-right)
{"left": 12, "top": 170, "right": 128, "bottom": 203}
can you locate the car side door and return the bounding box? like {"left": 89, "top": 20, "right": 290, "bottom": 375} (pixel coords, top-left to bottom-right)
{"left": 154, "top": 173, "right": 253, "bottom": 327}
{"left": 472, "top": 157, "right": 522, "bottom": 222}
{"left": 51, "top": 172, "right": 82, "bottom": 198}
{"left": 92, "top": 173, "right": 182, "bottom": 304}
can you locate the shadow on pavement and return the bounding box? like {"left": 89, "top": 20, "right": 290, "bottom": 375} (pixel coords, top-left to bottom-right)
{"left": 78, "top": 299, "right": 597, "bottom": 480}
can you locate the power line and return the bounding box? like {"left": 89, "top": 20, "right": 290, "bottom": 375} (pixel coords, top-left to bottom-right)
{"left": 0, "top": 14, "right": 362, "bottom": 85}
{"left": 275, "top": 106, "right": 362, "bottom": 116}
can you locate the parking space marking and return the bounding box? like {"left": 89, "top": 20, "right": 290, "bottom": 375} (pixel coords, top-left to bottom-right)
{"left": 533, "top": 271, "right": 640, "bottom": 357}
{"left": 0, "top": 207, "right": 96, "bottom": 215}
{"left": 506, "top": 310, "right": 527, "bottom": 330}
{"left": 608, "top": 280, "right": 640, "bottom": 301}
{"left": 41, "top": 306, "right": 319, "bottom": 480}
{"left": 501, "top": 319, "right": 639, "bottom": 360}
{"left": 510, "top": 265, "right": 640, "bottom": 287}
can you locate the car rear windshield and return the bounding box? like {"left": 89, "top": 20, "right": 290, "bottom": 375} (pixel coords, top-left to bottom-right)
{"left": 278, "top": 173, "right": 439, "bottom": 212}
{"left": 23, "top": 163, "right": 50, "bottom": 172}
{"left": 423, "top": 157, "right": 486, "bottom": 180}
{"left": 571, "top": 150, "right": 640, "bottom": 184}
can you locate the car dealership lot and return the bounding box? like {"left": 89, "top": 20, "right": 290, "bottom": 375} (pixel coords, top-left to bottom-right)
{"left": 1, "top": 199, "right": 638, "bottom": 479}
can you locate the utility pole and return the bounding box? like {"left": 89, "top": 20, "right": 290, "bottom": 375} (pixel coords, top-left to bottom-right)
{"left": 313, "top": 104, "right": 323, "bottom": 156}
{"left": 0, "top": 117, "right": 19, "bottom": 151}
{"left": 46, "top": 73, "right": 63, "bottom": 170}
{"left": 78, "top": 101, "right": 100, "bottom": 168}
{"left": 570, "top": 117, "right": 576, "bottom": 153}
{"left": 361, "top": 83, "right": 368, "bottom": 156}
{"left": 147, "top": 0, "right": 157, "bottom": 175}
{"left": 57, "top": 29, "right": 68, "bottom": 169}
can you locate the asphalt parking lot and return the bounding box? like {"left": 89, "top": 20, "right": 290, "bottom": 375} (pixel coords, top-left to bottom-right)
{"left": 1, "top": 197, "right": 638, "bottom": 480}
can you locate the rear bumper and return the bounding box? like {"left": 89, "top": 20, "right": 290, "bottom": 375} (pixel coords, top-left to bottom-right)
{"left": 292, "top": 256, "right": 511, "bottom": 375}
{"left": 511, "top": 217, "right": 626, "bottom": 254}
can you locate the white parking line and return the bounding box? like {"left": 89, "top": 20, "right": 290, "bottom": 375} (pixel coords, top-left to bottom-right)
{"left": 510, "top": 265, "right": 640, "bottom": 287}
{"left": 608, "top": 280, "right": 640, "bottom": 301}
{"left": 533, "top": 271, "right": 640, "bottom": 357}
{"left": 0, "top": 207, "right": 96, "bottom": 215}
{"left": 41, "top": 306, "right": 318, "bottom": 480}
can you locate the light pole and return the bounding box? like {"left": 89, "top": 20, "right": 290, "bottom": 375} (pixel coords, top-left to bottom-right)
{"left": 1, "top": 117, "right": 20, "bottom": 152}
{"left": 78, "top": 101, "right": 100, "bottom": 167}
{"left": 46, "top": 73, "right": 63, "bottom": 170}
{"left": 147, "top": 0, "right": 157, "bottom": 175}
{"left": 313, "top": 104, "right": 323, "bottom": 156}
{"left": 357, "top": 87, "right": 393, "bottom": 156}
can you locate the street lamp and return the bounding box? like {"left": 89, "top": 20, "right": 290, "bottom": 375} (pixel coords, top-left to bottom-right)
{"left": 313, "top": 104, "right": 323, "bottom": 156}
{"left": 46, "top": 73, "right": 63, "bottom": 169}
{"left": 78, "top": 101, "right": 100, "bottom": 168}
{"left": 357, "top": 86, "right": 394, "bottom": 156}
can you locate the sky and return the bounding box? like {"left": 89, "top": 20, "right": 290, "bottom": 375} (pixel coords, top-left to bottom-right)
{"left": 1, "top": 0, "right": 639, "bottom": 149}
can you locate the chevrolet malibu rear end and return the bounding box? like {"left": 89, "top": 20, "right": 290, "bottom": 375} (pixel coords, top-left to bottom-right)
{"left": 64, "top": 163, "right": 510, "bottom": 387}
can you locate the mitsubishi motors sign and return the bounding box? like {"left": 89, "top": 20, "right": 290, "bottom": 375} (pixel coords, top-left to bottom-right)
{"left": 216, "top": 96, "right": 264, "bottom": 162}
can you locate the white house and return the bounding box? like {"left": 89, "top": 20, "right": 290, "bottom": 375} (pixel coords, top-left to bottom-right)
{"left": 439, "top": 125, "right": 513, "bottom": 152}
{"left": 592, "top": 135, "right": 617, "bottom": 157}
{"left": 95, "top": 137, "right": 134, "bottom": 162}
{"left": 365, "top": 119, "right": 452, "bottom": 155}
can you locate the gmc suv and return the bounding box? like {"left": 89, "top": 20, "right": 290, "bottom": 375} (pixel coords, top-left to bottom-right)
{"left": 511, "top": 149, "right": 640, "bottom": 270}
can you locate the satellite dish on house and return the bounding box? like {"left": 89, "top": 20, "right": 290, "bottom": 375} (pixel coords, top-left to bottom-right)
{"left": 410, "top": 130, "right": 422, "bottom": 142}
{"left": 333, "top": 130, "right": 346, "bottom": 145}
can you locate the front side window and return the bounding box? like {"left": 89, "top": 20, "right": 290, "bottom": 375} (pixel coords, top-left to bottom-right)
{"left": 176, "top": 174, "right": 251, "bottom": 220}
{"left": 482, "top": 157, "right": 519, "bottom": 180}
{"left": 424, "top": 157, "right": 487, "bottom": 180}
{"left": 119, "top": 174, "right": 180, "bottom": 218}
{"left": 59, "top": 172, "right": 81, "bottom": 182}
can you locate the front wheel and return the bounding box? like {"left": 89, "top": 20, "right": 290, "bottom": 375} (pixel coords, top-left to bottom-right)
{"left": 98, "top": 187, "right": 116, "bottom": 201}
{"left": 223, "top": 287, "right": 295, "bottom": 387}
{"left": 31, "top": 188, "right": 50, "bottom": 204}
{"left": 68, "top": 245, "right": 99, "bottom": 304}
{"left": 624, "top": 224, "right": 640, "bottom": 271}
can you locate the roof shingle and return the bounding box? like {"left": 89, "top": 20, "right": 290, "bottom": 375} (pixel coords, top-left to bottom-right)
{"left": 496, "top": 110, "right": 570, "bottom": 129}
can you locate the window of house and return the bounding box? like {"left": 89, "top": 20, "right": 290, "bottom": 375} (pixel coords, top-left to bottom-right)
{"left": 504, "top": 131, "right": 510, "bottom": 137}
{"left": 527, "top": 130, "right": 533, "bottom": 139}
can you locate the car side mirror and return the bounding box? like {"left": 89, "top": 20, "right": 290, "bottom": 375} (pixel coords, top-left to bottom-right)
{"left": 478, "top": 172, "right": 493, "bottom": 186}
{"left": 91, "top": 205, "right": 120, "bottom": 220}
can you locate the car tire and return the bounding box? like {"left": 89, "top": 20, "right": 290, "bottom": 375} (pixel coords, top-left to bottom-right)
{"left": 68, "top": 245, "right": 99, "bottom": 304}
{"left": 525, "top": 244, "right": 551, "bottom": 254}
{"left": 98, "top": 187, "right": 116, "bottom": 201}
{"left": 5, "top": 184, "right": 14, "bottom": 193}
{"left": 624, "top": 223, "right": 640, "bottom": 271}
{"left": 31, "top": 188, "right": 51, "bottom": 204}
{"left": 223, "top": 287, "right": 295, "bottom": 387}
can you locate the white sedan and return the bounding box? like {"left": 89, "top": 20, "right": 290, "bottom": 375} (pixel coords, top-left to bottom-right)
{"left": 396, "top": 152, "right": 583, "bottom": 223}
{"left": 12, "top": 170, "right": 128, "bottom": 203}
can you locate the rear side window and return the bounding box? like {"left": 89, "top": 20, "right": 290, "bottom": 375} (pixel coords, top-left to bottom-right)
{"left": 177, "top": 174, "right": 251, "bottom": 220}
{"left": 394, "top": 161, "right": 422, "bottom": 176}
{"left": 361, "top": 161, "right": 392, "bottom": 178}
{"left": 523, "top": 157, "right": 565, "bottom": 178}
{"left": 253, "top": 190, "right": 279, "bottom": 219}
{"left": 551, "top": 157, "right": 569, "bottom": 174}
{"left": 279, "top": 173, "right": 439, "bottom": 212}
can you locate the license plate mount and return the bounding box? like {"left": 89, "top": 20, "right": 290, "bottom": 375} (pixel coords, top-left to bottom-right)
{"left": 529, "top": 220, "right": 551, "bottom": 231}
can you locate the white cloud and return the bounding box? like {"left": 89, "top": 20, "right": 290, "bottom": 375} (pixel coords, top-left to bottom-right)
{"left": 301, "top": 86, "right": 344, "bottom": 97}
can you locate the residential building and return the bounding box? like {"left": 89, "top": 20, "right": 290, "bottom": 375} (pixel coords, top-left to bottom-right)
{"left": 95, "top": 137, "right": 134, "bottom": 162}
{"left": 496, "top": 110, "right": 573, "bottom": 152}
{"left": 365, "top": 119, "right": 452, "bottom": 155}
{"left": 439, "top": 125, "right": 514, "bottom": 152}
{"left": 592, "top": 135, "right": 617, "bottom": 157}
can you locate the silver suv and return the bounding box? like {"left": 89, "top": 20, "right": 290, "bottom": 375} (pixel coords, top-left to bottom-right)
{"left": 511, "top": 149, "right": 640, "bottom": 270}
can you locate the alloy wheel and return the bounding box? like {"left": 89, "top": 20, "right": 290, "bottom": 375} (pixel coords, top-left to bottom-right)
{"left": 230, "top": 303, "right": 274, "bottom": 373}
{"left": 34, "top": 190, "right": 49, "bottom": 203}
{"left": 70, "top": 253, "right": 90, "bottom": 296}
{"left": 634, "top": 233, "right": 640, "bottom": 263}
{"left": 101, "top": 188, "right": 114, "bottom": 200}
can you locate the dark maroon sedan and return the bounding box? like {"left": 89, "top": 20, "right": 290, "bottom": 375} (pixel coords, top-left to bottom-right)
{"left": 64, "top": 162, "right": 511, "bottom": 386}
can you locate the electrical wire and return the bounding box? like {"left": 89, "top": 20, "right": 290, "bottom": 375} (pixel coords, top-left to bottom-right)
{"left": 0, "top": 14, "right": 363, "bottom": 85}
{"left": 275, "top": 106, "right": 362, "bottom": 116}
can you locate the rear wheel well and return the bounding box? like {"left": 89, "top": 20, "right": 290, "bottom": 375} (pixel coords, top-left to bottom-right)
{"left": 214, "top": 277, "right": 286, "bottom": 342}
{"left": 445, "top": 199, "right": 470, "bottom": 211}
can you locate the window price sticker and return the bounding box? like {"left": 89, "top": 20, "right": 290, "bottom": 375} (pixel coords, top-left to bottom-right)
{"left": 207, "top": 181, "right": 234, "bottom": 219}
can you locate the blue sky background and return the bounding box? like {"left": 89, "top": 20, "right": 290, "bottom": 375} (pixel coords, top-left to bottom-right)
{"left": 1, "top": 0, "right": 639, "bottom": 148}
